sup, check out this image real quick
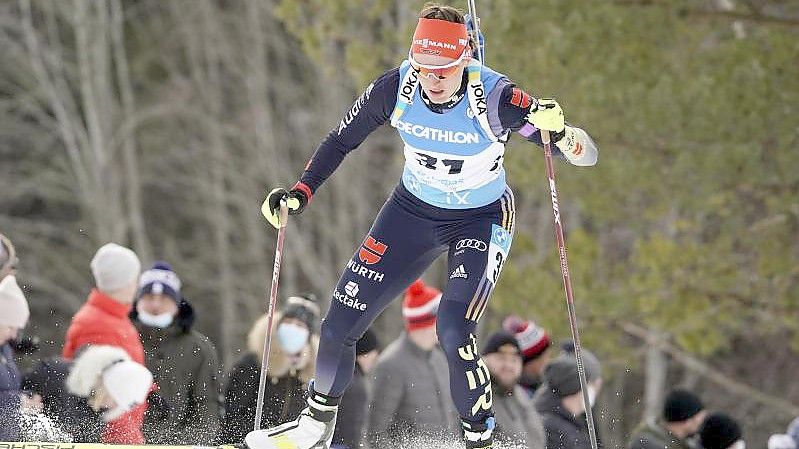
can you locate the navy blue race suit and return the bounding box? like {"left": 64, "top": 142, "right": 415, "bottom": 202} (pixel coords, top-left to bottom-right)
{"left": 293, "top": 64, "right": 596, "bottom": 428}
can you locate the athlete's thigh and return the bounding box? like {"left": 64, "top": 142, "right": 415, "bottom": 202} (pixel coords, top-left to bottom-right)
{"left": 323, "top": 197, "right": 444, "bottom": 339}
{"left": 443, "top": 201, "right": 515, "bottom": 322}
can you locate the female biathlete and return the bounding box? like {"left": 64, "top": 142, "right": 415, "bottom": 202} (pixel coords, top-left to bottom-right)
{"left": 249, "top": 4, "right": 597, "bottom": 449}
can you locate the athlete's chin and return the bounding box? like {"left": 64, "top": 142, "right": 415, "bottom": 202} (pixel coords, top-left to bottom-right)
{"left": 424, "top": 88, "right": 450, "bottom": 103}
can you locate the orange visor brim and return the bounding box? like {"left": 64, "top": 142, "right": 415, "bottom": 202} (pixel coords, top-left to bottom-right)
{"left": 410, "top": 18, "right": 469, "bottom": 61}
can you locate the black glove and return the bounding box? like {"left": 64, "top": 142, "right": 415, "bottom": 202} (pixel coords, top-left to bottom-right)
{"left": 10, "top": 336, "right": 40, "bottom": 355}
{"left": 262, "top": 184, "right": 310, "bottom": 229}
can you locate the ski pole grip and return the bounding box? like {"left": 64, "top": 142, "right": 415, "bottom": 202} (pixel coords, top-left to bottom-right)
{"left": 541, "top": 129, "right": 551, "bottom": 145}
{"left": 279, "top": 199, "right": 289, "bottom": 228}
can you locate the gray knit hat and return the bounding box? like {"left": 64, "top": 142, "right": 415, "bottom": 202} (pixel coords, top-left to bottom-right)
{"left": 91, "top": 243, "right": 141, "bottom": 292}
{"left": 543, "top": 350, "right": 602, "bottom": 397}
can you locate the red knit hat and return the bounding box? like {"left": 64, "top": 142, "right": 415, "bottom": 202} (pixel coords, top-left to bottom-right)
{"left": 502, "top": 315, "right": 551, "bottom": 363}
{"left": 402, "top": 279, "right": 442, "bottom": 331}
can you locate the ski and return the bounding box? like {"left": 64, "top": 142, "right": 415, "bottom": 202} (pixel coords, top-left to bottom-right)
{"left": 0, "top": 444, "right": 240, "bottom": 449}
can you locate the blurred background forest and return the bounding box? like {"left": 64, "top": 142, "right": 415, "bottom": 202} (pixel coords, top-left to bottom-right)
{"left": 1, "top": 0, "right": 797, "bottom": 446}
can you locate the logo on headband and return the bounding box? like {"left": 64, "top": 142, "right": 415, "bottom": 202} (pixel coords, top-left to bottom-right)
{"left": 414, "top": 38, "right": 458, "bottom": 51}
{"left": 411, "top": 18, "right": 469, "bottom": 60}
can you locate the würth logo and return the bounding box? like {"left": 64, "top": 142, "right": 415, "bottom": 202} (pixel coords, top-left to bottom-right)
{"left": 358, "top": 236, "right": 388, "bottom": 265}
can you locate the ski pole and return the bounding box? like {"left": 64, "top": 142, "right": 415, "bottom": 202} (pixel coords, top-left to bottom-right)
{"left": 466, "top": 2, "right": 596, "bottom": 445}
{"left": 254, "top": 199, "right": 289, "bottom": 431}
{"left": 541, "top": 129, "right": 599, "bottom": 449}
{"left": 466, "top": 0, "right": 484, "bottom": 62}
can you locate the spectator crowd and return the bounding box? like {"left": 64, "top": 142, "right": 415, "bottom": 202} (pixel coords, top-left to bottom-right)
{"left": 1, "top": 232, "right": 797, "bottom": 449}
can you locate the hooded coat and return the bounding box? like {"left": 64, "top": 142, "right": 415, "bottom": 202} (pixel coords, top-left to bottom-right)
{"left": 217, "top": 312, "right": 319, "bottom": 444}
{"left": 130, "top": 298, "right": 222, "bottom": 445}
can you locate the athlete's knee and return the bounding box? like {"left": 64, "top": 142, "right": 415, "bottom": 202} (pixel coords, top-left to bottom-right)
{"left": 319, "top": 315, "right": 353, "bottom": 347}
{"left": 436, "top": 303, "right": 477, "bottom": 358}
{"left": 320, "top": 312, "right": 370, "bottom": 349}
{"left": 436, "top": 321, "right": 474, "bottom": 361}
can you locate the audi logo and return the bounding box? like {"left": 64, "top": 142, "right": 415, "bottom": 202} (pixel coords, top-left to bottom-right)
{"left": 456, "top": 239, "right": 487, "bottom": 252}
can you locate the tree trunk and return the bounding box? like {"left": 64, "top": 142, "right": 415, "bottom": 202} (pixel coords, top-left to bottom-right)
{"left": 643, "top": 332, "right": 668, "bottom": 424}
{"left": 111, "top": 0, "right": 152, "bottom": 261}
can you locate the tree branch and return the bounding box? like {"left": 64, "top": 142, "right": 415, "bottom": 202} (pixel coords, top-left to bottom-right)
{"left": 619, "top": 321, "right": 799, "bottom": 416}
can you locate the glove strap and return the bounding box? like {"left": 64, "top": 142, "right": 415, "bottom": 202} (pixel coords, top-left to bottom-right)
{"left": 292, "top": 182, "right": 313, "bottom": 205}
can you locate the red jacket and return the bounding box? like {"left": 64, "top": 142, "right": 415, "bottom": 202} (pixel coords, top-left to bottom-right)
{"left": 63, "top": 289, "right": 148, "bottom": 443}
{"left": 63, "top": 289, "right": 145, "bottom": 363}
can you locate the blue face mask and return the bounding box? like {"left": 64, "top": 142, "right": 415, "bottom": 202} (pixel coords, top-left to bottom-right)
{"left": 277, "top": 323, "right": 309, "bottom": 354}
{"left": 138, "top": 310, "right": 174, "bottom": 328}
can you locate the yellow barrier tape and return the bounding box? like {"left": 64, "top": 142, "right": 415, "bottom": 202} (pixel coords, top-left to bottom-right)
{"left": 0, "top": 444, "right": 239, "bottom": 449}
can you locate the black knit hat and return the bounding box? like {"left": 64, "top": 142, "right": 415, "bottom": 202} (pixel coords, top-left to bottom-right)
{"left": 482, "top": 331, "right": 521, "bottom": 356}
{"left": 356, "top": 329, "right": 379, "bottom": 355}
{"left": 700, "top": 413, "right": 743, "bottom": 449}
{"left": 282, "top": 294, "right": 321, "bottom": 334}
{"left": 663, "top": 389, "right": 704, "bottom": 422}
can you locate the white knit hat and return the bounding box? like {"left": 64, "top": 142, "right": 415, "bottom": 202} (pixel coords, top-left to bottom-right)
{"left": 102, "top": 360, "right": 152, "bottom": 421}
{"left": 769, "top": 435, "right": 797, "bottom": 449}
{"left": 0, "top": 275, "right": 29, "bottom": 328}
{"left": 66, "top": 345, "right": 152, "bottom": 421}
{"left": 91, "top": 243, "right": 141, "bottom": 292}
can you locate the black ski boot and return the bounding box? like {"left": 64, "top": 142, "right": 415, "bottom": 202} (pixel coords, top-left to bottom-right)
{"left": 462, "top": 416, "right": 495, "bottom": 449}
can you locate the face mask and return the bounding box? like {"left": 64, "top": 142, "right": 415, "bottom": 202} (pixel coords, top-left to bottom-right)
{"left": 586, "top": 385, "right": 598, "bottom": 408}
{"left": 277, "top": 323, "right": 309, "bottom": 354}
{"left": 730, "top": 440, "right": 745, "bottom": 449}
{"left": 138, "top": 310, "right": 174, "bottom": 328}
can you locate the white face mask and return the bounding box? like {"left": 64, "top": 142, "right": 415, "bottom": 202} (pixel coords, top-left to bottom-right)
{"left": 277, "top": 323, "right": 310, "bottom": 354}
{"left": 730, "top": 440, "right": 746, "bottom": 449}
{"left": 138, "top": 310, "right": 174, "bottom": 328}
{"left": 586, "top": 385, "right": 598, "bottom": 408}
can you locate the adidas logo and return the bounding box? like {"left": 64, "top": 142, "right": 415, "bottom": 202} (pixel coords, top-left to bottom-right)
{"left": 450, "top": 264, "right": 468, "bottom": 279}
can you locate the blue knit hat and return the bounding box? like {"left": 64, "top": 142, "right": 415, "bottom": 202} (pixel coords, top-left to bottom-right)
{"left": 138, "top": 261, "right": 182, "bottom": 302}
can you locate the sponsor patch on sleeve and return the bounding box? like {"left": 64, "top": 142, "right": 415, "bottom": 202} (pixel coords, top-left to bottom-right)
{"left": 509, "top": 88, "right": 533, "bottom": 109}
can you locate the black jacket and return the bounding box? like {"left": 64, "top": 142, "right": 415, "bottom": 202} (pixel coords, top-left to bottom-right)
{"left": 628, "top": 421, "right": 697, "bottom": 449}
{"left": 22, "top": 357, "right": 104, "bottom": 442}
{"left": 331, "top": 364, "right": 369, "bottom": 448}
{"left": 131, "top": 299, "right": 222, "bottom": 444}
{"left": 534, "top": 385, "right": 595, "bottom": 449}
{"left": 217, "top": 352, "right": 308, "bottom": 444}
